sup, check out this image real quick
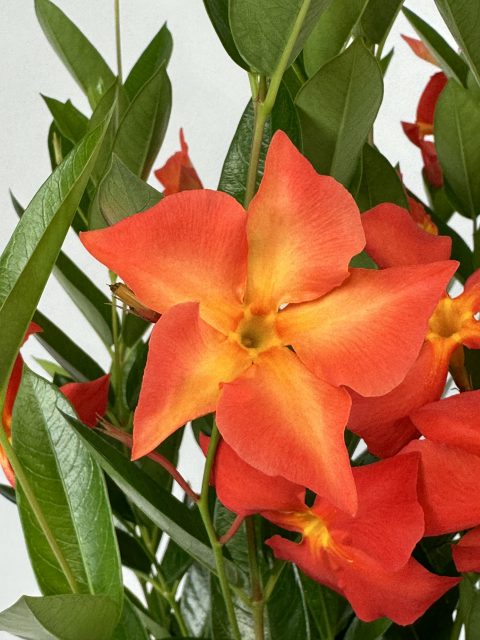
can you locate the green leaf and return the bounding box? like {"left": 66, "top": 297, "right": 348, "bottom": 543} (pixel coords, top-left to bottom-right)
{"left": 99, "top": 154, "right": 162, "bottom": 225}
{"left": 112, "top": 599, "right": 150, "bottom": 640}
{"left": 33, "top": 310, "right": 105, "bottom": 382}
{"left": 35, "top": 0, "right": 115, "bottom": 108}
{"left": 180, "top": 564, "right": 211, "bottom": 637}
{"left": 345, "top": 617, "right": 391, "bottom": 640}
{"left": 357, "top": 0, "right": 404, "bottom": 45}
{"left": 114, "top": 65, "right": 171, "bottom": 179}
{"left": 435, "top": 79, "right": 480, "bottom": 219}
{"left": 349, "top": 250, "right": 378, "bottom": 269}
{"left": 43, "top": 96, "right": 88, "bottom": 144}
{"left": 303, "top": 0, "right": 369, "bottom": 76}
{"left": 115, "top": 528, "right": 152, "bottom": 574}
{"left": 229, "top": 0, "right": 332, "bottom": 74}
{"left": 13, "top": 370, "right": 122, "bottom": 607}
{"left": 203, "top": 0, "right": 249, "bottom": 69}
{"left": 0, "top": 483, "right": 16, "bottom": 504}
{"left": 434, "top": 0, "right": 480, "bottom": 85}
{"left": 403, "top": 7, "right": 469, "bottom": 84}
{"left": 0, "top": 594, "right": 120, "bottom": 640}
{"left": 161, "top": 538, "right": 193, "bottom": 588}
{"left": 218, "top": 82, "right": 301, "bottom": 203}
{"left": 210, "top": 574, "right": 254, "bottom": 639}
{"left": 67, "top": 418, "right": 244, "bottom": 587}
{"left": 125, "top": 24, "right": 173, "bottom": 100}
{"left": 296, "top": 39, "right": 383, "bottom": 186}
{"left": 301, "top": 574, "right": 352, "bottom": 638}
{"left": 356, "top": 144, "right": 408, "bottom": 211}
{"left": 266, "top": 566, "right": 311, "bottom": 640}
{"left": 0, "top": 116, "right": 109, "bottom": 402}
{"left": 379, "top": 48, "right": 394, "bottom": 76}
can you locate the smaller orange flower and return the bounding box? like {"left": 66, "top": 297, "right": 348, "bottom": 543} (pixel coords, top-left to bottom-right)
{"left": 402, "top": 35, "right": 439, "bottom": 67}
{"left": 154, "top": 129, "right": 203, "bottom": 195}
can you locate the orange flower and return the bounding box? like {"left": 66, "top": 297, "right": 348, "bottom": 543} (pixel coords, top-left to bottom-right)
{"left": 402, "top": 35, "right": 439, "bottom": 66}
{"left": 81, "top": 132, "right": 455, "bottom": 514}
{"left": 154, "top": 129, "right": 203, "bottom": 195}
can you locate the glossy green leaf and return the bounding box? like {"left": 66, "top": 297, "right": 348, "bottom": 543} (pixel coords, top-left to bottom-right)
{"left": 67, "top": 418, "right": 244, "bottom": 587}
{"left": 434, "top": 0, "right": 480, "bottom": 85}
{"left": 403, "top": 7, "right": 469, "bottom": 84}
{"left": 219, "top": 82, "right": 301, "bottom": 203}
{"left": 345, "top": 617, "right": 391, "bottom": 639}
{"left": 379, "top": 48, "right": 394, "bottom": 76}
{"left": 180, "top": 564, "right": 211, "bottom": 637}
{"left": 357, "top": 0, "right": 404, "bottom": 45}
{"left": 125, "top": 592, "right": 171, "bottom": 640}
{"left": 296, "top": 39, "right": 383, "bottom": 186}
{"left": 125, "top": 340, "right": 149, "bottom": 409}
{"left": 115, "top": 528, "right": 152, "bottom": 574}
{"left": 435, "top": 79, "right": 480, "bottom": 219}
{"left": 267, "top": 565, "right": 311, "bottom": 640}
{"left": 13, "top": 370, "right": 122, "bottom": 606}
{"left": 229, "top": 0, "right": 332, "bottom": 74}
{"left": 114, "top": 65, "right": 171, "bottom": 179}
{"left": 161, "top": 538, "right": 193, "bottom": 588}
{"left": 210, "top": 574, "right": 254, "bottom": 639}
{"left": 0, "top": 594, "right": 120, "bottom": 640}
{"left": 35, "top": 0, "right": 115, "bottom": 108}
{"left": 303, "top": 0, "right": 369, "bottom": 76}
{"left": 112, "top": 600, "right": 150, "bottom": 640}
{"left": 99, "top": 154, "right": 162, "bottom": 225}
{"left": 301, "top": 574, "right": 352, "bottom": 638}
{"left": 43, "top": 96, "right": 88, "bottom": 144}
{"left": 203, "top": 0, "right": 249, "bottom": 69}
{"left": 0, "top": 117, "right": 108, "bottom": 403}
{"left": 125, "top": 24, "right": 173, "bottom": 100}
{"left": 32, "top": 310, "right": 105, "bottom": 382}
{"left": 356, "top": 144, "right": 408, "bottom": 211}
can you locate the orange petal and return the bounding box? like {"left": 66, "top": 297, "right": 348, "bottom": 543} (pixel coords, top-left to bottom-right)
{"left": 417, "top": 72, "right": 447, "bottom": 126}
{"left": 60, "top": 374, "right": 110, "bottom": 428}
{"left": 216, "top": 347, "right": 356, "bottom": 514}
{"left": 132, "top": 303, "right": 251, "bottom": 459}
{"left": 362, "top": 204, "right": 451, "bottom": 268}
{"left": 452, "top": 527, "right": 480, "bottom": 573}
{"left": 277, "top": 261, "right": 457, "bottom": 396}
{"left": 348, "top": 340, "right": 451, "bottom": 457}
{"left": 81, "top": 190, "right": 248, "bottom": 333}
{"left": 154, "top": 129, "right": 203, "bottom": 195}
{"left": 245, "top": 131, "right": 365, "bottom": 312}
{"left": 402, "top": 35, "right": 439, "bottom": 66}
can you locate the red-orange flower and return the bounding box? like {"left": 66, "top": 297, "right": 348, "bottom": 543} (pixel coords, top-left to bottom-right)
{"left": 402, "top": 35, "right": 439, "bottom": 67}
{"left": 452, "top": 527, "right": 480, "bottom": 573}
{"left": 154, "top": 129, "right": 203, "bottom": 195}
{"left": 81, "top": 131, "right": 456, "bottom": 514}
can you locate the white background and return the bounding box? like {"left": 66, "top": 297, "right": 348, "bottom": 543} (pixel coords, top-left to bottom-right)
{"left": 0, "top": 1, "right": 471, "bottom": 637}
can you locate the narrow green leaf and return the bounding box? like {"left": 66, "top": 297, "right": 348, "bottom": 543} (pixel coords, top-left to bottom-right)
{"left": 67, "top": 418, "right": 244, "bottom": 587}
{"left": 99, "top": 154, "right": 162, "bottom": 225}
{"left": 161, "top": 538, "right": 193, "bottom": 588}
{"left": 35, "top": 0, "right": 115, "bottom": 108}
{"left": 32, "top": 310, "right": 105, "bottom": 382}
{"left": 379, "top": 48, "right": 394, "bottom": 76}
{"left": 42, "top": 96, "right": 88, "bottom": 144}
{"left": 229, "top": 0, "right": 333, "bottom": 74}
{"left": 403, "top": 7, "right": 469, "bottom": 84}
{"left": 356, "top": 144, "right": 408, "bottom": 211}
{"left": 219, "top": 82, "right": 301, "bottom": 203}
{"left": 13, "top": 370, "right": 123, "bottom": 607}
{"left": 114, "top": 65, "right": 172, "bottom": 179}
{"left": 0, "top": 594, "right": 120, "bottom": 640}
{"left": 125, "top": 24, "right": 173, "bottom": 100}
{"left": 0, "top": 483, "right": 16, "bottom": 504}
{"left": 435, "top": 79, "right": 480, "bottom": 219}
{"left": 180, "top": 564, "right": 211, "bottom": 637}
{"left": 33, "top": 358, "right": 70, "bottom": 379}
{"left": 434, "top": 0, "right": 480, "bottom": 85}
{"left": 0, "top": 117, "right": 109, "bottom": 402}
{"left": 203, "top": 0, "right": 249, "bottom": 69}
{"left": 267, "top": 566, "right": 311, "bottom": 640}
{"left": 357, "top": 0, "right": 404, "bottom": 45}
{"left": 210, "top": 574, "right": 254, "bottom": 639}
{"left": 301, "top": 574, "right": 352, "bottom": 638}
{"left": 296, "top": 39, "right": 383, "bottom": 186}
{"left": 345, "top": 617, "right": 391, "bottom": 639}
{"left": 303, "top": 0, "right": 369, "bottom": 76}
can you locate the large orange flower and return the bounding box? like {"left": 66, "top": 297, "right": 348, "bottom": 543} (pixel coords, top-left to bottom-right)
{"left": 81, "top": 132, "right": 456, "bottom": 514}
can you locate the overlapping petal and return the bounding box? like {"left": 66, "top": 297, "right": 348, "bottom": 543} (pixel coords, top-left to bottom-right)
{"left": 277, "top": 261, "right": 457, "bottom": 396}
{"left": 417, "top": 72, "right": 448, "bottom": 129}
{"left": 154, "top": 129, "right": 203, "bottom": 195}
{"left": 81, "top": 190, "right": 248, "bottom": 333}
{"left": 245, "top": 131, "right": 365, "bottom": 312}
{"left": 452, "top": 527, "right": 480, "bottom": 573}
{"left": 216, "top": 346, "right": 356, "bottom": 514}
{"left": 362, "top": 204, "right": 451, "bottom": 268}
{"left": 60, "top": 374, "right": 110, "bottom": 428}
{"left": 132, "top": 303, "right": 251, "bottom": 460}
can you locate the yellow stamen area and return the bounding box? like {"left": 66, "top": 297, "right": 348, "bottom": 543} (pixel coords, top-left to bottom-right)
{"left": 417, "top": 121, "right": 434, "bottom": 138}
{"left": 229, "top": 306, "right": 282, "bottom": 357}
{"left": 427, "top": 296, "right": 474, "bottom": 343}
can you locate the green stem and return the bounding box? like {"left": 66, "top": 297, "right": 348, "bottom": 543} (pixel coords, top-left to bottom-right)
{"left": 317, "top": 586, "right": 334, "bottom": 640}
{"left": 0, "top": 428, "right": 80, "bottom": 594}
{"left": 244, "top": 104, "right": 268, "bottom": 208}
{"left": 109, "top": 272, "right": 125, "bottom": 422}
{"left": 133, "top": 569, "right": 188, "bottom": 636}
{"left": 263, "top": 560, "right": 287, "bottom": 602}
{"left": 197, "top": 424, "right": 241, "bottom": 640}
{"left": 246, "top": 517, "right": 265, "bottom": 640}
{"left": 114, "top": 0, "right": 123, "bottom": 83}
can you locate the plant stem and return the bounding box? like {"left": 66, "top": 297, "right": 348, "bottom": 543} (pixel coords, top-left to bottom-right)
{"left": 0, "top": 427, "right": 80, "bottom": 594}
{"left": 197, "top": 423, "right": 241, "bottom": 640}
{"left": 246, "top": 517, "right": 265, "bottom": 640}
{"left": 244, "top": 105, "right": 268, "bottom": 208}
{"left": 133, "top": 569, "right": 189, "bottom": 636}
{"left": 109, "top": 272, "right": 126, "bottom": 422}
{"left": 114, "top": 0, "right": 123, "bottom": 84}
{"left": 263, "top": 560, "right": 287, "bottom": 602}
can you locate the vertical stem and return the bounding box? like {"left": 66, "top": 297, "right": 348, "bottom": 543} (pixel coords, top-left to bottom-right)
{"left": 114, "top": 0, "right": 123, "bottom": 83}
{"left": 0, "top": 427, "right": 80, "bottom": 594}
{"left": 244, "top": 105, "right": 268, "bottom": 208}
{"left": 197, "top": 424, "right": 241, "bottom": 640}
{"left": 109, "top": 272, "right": 125, "bottom": 422}
{"left": 246, "top": 517, "right": 265, "bottom": 640}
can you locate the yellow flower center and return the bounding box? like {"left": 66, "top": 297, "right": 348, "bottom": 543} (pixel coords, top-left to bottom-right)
{"left": 428, "top": 296, "right": 473, "bottom": 341}
{"left": 230, "top": 307, "right": 282, "bottom": 355}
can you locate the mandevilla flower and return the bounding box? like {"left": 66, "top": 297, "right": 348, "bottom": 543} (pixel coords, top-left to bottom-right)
{"left": 154, "top": 128, "right": 203, "bottom": 195}
{"left": 81, "top": 131, "right": 456, "bottom": 513}
{"left": 401, "top": 35, "right": 439, "bottom": 67}
{"left": 452, "top": 527, "right": 480, "bottom": 573}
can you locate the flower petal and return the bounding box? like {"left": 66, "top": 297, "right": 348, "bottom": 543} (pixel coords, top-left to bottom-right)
{"left": 348, "top": 340, "right": 451, "bottom": 457}
{"left": 245, "top": 131, "right": 365, "bottom": 312}
{"left": 60, "top": 374, "right": 110, "bottom": 428}
{"left": 216, "top": 346, "right": 356, "bottom": 514}
{"left": 452, "top": 527, "right": 480, "bottom": 573}
{"left": 132, "top": 303, "right": 251, "bottom": 459}
{"left": 154, "top": 129, "right": 203, "bottom": 195}
{"left": 277, "top": 261, "right": 457, "bottom": 396}
{"left": 362, "top": 204, "right": 451, "bottom": 268}
{"left": 402, "top": 439, "right": 480, "bottom": 535}
{"left": 402, "top": 35, "right": 439, "bottom": 66}
{"left": 81, "top": 190, "right": 248, "bottom": 333}
{"left": 416, "top": 72, "right": 447, "bottom": 126}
